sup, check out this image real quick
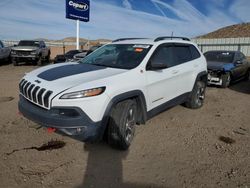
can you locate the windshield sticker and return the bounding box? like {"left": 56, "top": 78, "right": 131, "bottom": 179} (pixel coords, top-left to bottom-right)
{"left": 134, "top": 48, "right": 144, "bottom": 52}
{"left": 133, "top": 44, "right": 150, "bottom": 49}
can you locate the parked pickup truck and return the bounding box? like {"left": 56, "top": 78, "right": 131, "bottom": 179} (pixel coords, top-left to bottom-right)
{"left": 11, "top": 40, "right": 50, "bottom": 66}
{"left": 0, "top": 40, "right": 11, "bottom": 62}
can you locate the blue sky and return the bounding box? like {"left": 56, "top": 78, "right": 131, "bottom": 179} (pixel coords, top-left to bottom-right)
{"left": 0, "top": 0, "right": 249, "bottom": 40}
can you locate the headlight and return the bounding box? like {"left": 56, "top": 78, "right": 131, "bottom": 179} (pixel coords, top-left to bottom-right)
{"left": 60, "top": 87, "right": 106, "bottom": 99}
{"left": 30, "top": 50, "right": 37, "bottom": 55}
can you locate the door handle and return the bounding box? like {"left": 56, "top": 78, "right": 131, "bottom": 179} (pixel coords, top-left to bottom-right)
{"left": 194, "top": 64, "right": 199, "bottom": 68}
{"left": 172, "top": 70, "right": 179, "bottom": 74}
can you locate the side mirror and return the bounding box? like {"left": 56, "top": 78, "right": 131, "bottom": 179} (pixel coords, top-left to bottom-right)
{"left": 13, "top": 44, "right": 17, "bottom": 47}
{"left": 149, "top": 61, "right": 168, "bottom": 70}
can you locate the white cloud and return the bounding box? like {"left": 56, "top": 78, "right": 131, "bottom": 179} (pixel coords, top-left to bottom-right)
{"left": 0, "top": 0, "right": 249, "bottom": 40}
{"left": 229, "top": 0, "right": 250, "bottom": 22}
{"left": 122, "top": 0, "right": 132, "bottom": 10}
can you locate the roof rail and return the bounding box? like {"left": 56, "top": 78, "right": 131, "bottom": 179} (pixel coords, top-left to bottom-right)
{"left": 154, "top": 36, "right": 190, "bottom": 42}
{"left": 112, "top": 38, "right": 148, "bottom": 42}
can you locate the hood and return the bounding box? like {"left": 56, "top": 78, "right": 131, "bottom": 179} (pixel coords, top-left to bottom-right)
{"left": 23, "top": 62, "right": 127, "bottom": 97}
{"left": 12, "top": 46, "right": 38, "bottom": 51}
{"left": 207, "top": 61, "right": 235, "bottom": 71}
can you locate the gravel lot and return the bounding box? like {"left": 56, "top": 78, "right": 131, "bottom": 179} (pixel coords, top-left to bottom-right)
{"left": 0, "top": 62, "right": 249, "bottom": 188}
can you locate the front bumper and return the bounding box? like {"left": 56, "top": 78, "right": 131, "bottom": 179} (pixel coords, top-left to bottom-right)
{"left": 11, "top": 55, "right": 38, "bottom": 62}
{"left": 18, "top": 95, "right": 103, "bottom": 142}
{"left": 207, "top": 71, "right": 222, "bottom": 86}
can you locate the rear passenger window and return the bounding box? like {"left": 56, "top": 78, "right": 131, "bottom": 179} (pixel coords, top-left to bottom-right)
{"left": 173, "top": 46, "right": 192, "bottom": 64}
{"left": 189, "top": 45, "right": 201, "bottom": 59}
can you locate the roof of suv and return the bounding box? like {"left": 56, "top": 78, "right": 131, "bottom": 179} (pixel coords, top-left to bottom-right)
{"left": 111, "top": 37, "right": 195, "bottom": 45}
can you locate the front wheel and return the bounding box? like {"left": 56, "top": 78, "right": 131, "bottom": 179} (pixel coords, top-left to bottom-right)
{"left": 221, "top": 72, "right": 231, "bottom": 88}
{"left": 12, "top": 59, "right": 18, "bottom": 66}
{"left": 37, "top": 55, "right": 42, "bottom": 66}
{"left": 185, "top": 81, "right": 206, "bottom": 109}
{"left": 107, "top": 100, "right": 137, "bottom": 150}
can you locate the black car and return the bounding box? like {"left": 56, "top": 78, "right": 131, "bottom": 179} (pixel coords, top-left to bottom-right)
{"left": 54, "top": 50, "right": 82, "bottom": 63}
{"left": 204, "top": 50, "right": 249, "bottom": 88}
{"left": 85, "top": 45, "right": 103, "bottom": 56}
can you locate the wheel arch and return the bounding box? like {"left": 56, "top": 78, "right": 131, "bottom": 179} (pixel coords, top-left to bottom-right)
{"left": 195, "top": 71, "right": 208, "bottom": 86}
{"left": 100, "top": 90, "right": 147, "bottom": 139}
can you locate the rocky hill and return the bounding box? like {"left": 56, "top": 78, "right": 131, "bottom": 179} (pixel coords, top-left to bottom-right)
{"left": 198, "top": 23, "right": 250, "bottom": 38}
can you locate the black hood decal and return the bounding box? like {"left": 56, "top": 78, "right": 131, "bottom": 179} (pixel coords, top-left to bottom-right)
{"left": 38, "top": 64, "right": 106, "bottom": 81}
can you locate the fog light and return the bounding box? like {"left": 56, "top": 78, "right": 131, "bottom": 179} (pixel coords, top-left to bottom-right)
{"left": 77, "top": 127, "right": 83, "bottom": 133}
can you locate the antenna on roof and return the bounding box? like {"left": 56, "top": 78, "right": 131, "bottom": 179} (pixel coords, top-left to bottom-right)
{"left": 171, "top": 31, "right": 174, "bottom": 40}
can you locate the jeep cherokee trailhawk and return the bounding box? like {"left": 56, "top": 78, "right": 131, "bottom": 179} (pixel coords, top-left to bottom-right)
{"left": 18, "top": 37, "right": 207, "bottom": 150}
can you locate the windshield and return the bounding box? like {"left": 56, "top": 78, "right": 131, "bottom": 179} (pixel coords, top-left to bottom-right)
{"left": 18, "top": 41, "right": 40, "bottom": 47}
{"left": 79, "top": 44, "right": 152, "bottom": 69}
{"left": 204, "top": 51, "right": 234, "bottom": 63}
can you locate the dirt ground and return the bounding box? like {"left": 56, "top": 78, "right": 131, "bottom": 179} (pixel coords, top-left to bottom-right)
{"left": 0, "top": 62, "right": 249, "bottom": 188}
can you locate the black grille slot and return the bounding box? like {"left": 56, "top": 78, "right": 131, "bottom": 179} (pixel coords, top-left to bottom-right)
{"left": 21, "top": 80, "right": 28, "bottom": 94}
{"left": 43, "top": 91, "right": 53, "bottom": 108}
{"left": 37, "top": 88, "right": 46, "bottom": 105}
{"left": 27, "top": 84, "right": 35, "bottom": 99}
{"left": 32, "top": 86, "right": 40, "bottom": 103}
{"left": 23, "top": 82, "right": 31, "bottom": 98}
{"left": 19, "top": 79, "right": 25, "bottom": 93}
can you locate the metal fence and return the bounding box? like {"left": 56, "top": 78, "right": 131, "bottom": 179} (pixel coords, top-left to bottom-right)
{"left": 3, "top": 37, "right": 250, "bottom": 56}
{"left": 192, "top": 37, "right": 250, "bottom": 56}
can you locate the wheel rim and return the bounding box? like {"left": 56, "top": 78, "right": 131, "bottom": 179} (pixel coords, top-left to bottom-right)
{"left": 125, "top": 107, "right": 135, "bottom": 142}
{"left": 196, "top": 85, "right": 205, "bottom": 106}
{"left": 226, "top": 74, "right": 231, "bottom": 86}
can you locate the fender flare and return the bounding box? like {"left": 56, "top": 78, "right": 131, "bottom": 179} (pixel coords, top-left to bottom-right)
{"left": 99, "top": 90, "right": 148, "bottom": 137}
{"left": 195, "top": 71, "right": 208, "bottom": 85}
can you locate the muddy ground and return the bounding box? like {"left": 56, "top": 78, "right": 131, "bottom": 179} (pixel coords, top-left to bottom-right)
{"left": 0, "top": 62, "right": 249, "bottom": 188}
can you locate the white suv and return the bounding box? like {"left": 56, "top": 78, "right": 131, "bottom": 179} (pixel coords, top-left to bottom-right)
{"left": 18, "top": 37, "right": 207, "bottom": 150}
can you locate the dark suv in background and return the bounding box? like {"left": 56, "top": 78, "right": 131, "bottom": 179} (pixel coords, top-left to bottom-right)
{"left": 204, "top": 50, "right": 249, "bottom": 87}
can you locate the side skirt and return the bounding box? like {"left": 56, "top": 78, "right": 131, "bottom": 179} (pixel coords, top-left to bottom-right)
{"left": 147, "top": 92, "right": 190, "bottom": 120}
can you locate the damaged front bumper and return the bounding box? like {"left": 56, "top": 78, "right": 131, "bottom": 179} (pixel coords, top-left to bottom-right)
{"left": 207, "top": 70, "right": 223, "bottom": 86}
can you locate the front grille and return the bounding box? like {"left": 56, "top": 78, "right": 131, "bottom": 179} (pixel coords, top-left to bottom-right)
{"left": 19, "top": 79, "right": 53, "bottom": 109}
{"left": 17, "top": 51, "right": 31, "bottom": 56}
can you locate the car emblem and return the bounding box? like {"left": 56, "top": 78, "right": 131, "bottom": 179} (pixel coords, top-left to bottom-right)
{"left": 34, "top": 80, "right": 41, "bottom": 84}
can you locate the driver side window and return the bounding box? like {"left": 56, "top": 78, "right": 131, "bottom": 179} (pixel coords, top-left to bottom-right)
{"left": 150, "top": 46, "right": 175, "bottom": 68}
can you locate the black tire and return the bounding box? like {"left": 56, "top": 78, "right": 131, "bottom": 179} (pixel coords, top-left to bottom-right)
{"left": 185, "top": 81, "right": 206, "bottom": 109}
{"left": 46, "top": 51, "right": 51, "bottom": 62}
{"left": 107, "top": 100, "right": 137, "bottom": 150}
{"left": 13, "top": 60, "right": 18, "bottom": 66}
{"left": 221, "top": 72, "right": 231, "bottom": 88}
{"left": 37, "top": 55, "right": 42, "bottom": 66}
{"left": 244, "top": 70, "right": 250, "bottom": 81}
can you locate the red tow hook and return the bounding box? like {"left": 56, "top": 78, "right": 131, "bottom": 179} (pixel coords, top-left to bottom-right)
{"left": 47, "top": 127, "right": 56, "bottom": 133}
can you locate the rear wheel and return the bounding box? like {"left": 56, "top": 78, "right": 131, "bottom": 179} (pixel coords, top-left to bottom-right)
{"left": 46, "top": 51, "right": 51, "bottom": 62}
{"left": 107, "top": 100, "right": 137, "bottom": 150}
{"left": 185, "top": 81, "right": 206, "bottom": 109}
{"left": 221, "top": 72, "right": 231, "bottom": 88}
{"left": 244, "top": 70, "right": 250, "bottom": 81}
